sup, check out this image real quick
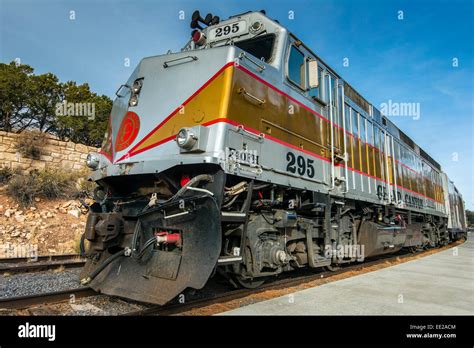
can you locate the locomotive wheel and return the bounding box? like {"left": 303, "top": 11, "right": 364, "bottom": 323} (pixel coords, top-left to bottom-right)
{"left": 234, "top": 275, "right": 266, "bottom": 289}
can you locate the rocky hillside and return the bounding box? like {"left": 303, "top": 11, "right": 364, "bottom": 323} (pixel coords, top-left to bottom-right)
{"left": 0, "top": 188, "right": 89, "bottom": 256}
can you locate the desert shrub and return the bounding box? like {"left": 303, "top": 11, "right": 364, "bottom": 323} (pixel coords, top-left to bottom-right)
{"left": 14, "top": 131, "right": 48, "bottom": 159}
{"left": 6, "top": 168, "right": 89, "bottom": 207}
{"left": 36, "top": 169, "right": 74, "bottom": 198}
{"left": 6, "top": 173, "right": 41, "bottom": 207}
{"left": 0, "top": 167, "right": 16, "bottom": 184}
{"left": 73, "top": 177, "right": 97, "bottom": 198}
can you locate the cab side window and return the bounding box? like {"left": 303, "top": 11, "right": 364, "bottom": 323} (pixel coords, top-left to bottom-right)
{"left": 288, "top": 45, "right": 306, "bottom": 89}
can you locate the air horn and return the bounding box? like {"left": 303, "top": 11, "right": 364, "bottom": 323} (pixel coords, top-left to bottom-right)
{"left": 190, "top": 10, "right": 220, "bottom": 29}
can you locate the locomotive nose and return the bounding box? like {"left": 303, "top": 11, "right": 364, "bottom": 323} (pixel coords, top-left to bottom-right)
{"left": 80, "top": 195, "right": 222, "bottom": 305}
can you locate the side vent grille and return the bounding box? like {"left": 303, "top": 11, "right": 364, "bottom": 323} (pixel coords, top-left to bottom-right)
{"left": 420, "top": 147, "right": 441, "bottom": 171}
{"left": 344, "top": 83, "right": 370, "bottom": 114}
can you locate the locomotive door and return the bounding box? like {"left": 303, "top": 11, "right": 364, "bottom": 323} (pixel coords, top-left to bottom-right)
{"left": 383, "top": 131, "right": 398, "bottom": 204}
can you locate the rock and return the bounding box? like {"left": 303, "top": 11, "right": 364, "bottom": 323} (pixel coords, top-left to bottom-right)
{"left": 14, "top": 215, "right": 25, "bottom": 223}
{"left": 63, "top": 200, "right": 76, "bottom": 208}
{"left": 47, "top": 249, "right": 56, "bottom": 253}
{"left": 11, "top": 230, "right": 20, "bottom": 237}
{"left": 70, "top": 303, "right": 104, "bottom": 314}
{"left": 68, "top": 208, "right": 81, "bottom": 218}
{"left": 34, "top": 197, "right": 41, "bottom": 202}
{"left": 30, "top": 207, "right": 37, "bottom": 211}
{"left": 4, "top": 209, "right": 15, "bottom": 218}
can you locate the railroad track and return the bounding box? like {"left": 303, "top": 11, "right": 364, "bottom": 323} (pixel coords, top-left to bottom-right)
{"left": 0, "top": 287, "right": 96, "bottom": 310}
{"left": 124, "top": 244, "right": 458, "bottom": 316}
{"left": 0, "top": 254, "right": 85, "bottom": 275}
{"left": 0, "top": 241, "right": 461, "bottom": 315}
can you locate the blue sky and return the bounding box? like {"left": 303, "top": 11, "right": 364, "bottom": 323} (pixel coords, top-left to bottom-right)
{"left": 1, "top": 0, "right": 473, "bottom": 208}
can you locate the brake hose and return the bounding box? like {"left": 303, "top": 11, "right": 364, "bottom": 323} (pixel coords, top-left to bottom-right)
{"left": 80, "top": 248, "right": 128, "bottom": 285}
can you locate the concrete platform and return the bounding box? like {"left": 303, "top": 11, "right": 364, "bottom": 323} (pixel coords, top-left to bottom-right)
{"left": 220, "top": 237, "right": 474, "bottom": 315}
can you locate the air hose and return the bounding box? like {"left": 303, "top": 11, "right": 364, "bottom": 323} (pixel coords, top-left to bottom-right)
{"left": 171, "top": 174, "right": 213, "bottom": 201}
{"left": 80, "top": 248, "right": 128, "bottom": 285}
{"left": 79, "top": 233, "right": 86, "bottom": 257}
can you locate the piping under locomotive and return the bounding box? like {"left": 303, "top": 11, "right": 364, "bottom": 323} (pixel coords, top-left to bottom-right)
{"left": 79, "top": 10, "right": 468, "bottom": 305}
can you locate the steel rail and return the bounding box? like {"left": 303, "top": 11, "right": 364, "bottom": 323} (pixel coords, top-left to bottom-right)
{"left": 0, "top": 288, "right": 96, "bottom": 310}
{"left": 0, "top": 254, "right": 83, "bottom": 264}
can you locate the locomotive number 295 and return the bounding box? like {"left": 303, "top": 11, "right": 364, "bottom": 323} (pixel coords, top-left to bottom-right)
{"left": 286, "top": 152, "right": 315, "bottom": 178}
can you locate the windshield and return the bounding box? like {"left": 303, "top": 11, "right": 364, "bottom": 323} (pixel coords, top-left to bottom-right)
{"left": 234, "top": 34, "right": 275, "bottom": 62}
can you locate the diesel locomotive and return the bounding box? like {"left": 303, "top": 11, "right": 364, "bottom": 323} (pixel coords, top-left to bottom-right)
{"left": 80, "top": 10, "right": 468, "bottom": 304}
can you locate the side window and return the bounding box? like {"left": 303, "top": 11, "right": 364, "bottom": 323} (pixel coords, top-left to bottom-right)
{"left": 288, "top": 45, "right": 306, "bottom": 89}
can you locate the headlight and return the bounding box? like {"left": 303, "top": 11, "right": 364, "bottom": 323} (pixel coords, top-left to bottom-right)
{"left": 129, "top": 94, "right": 139, "bottom": 107}
{"left": 132, "top": 79, "right": 142, "bottom": 94}
{"left": 86, "top": 152, "right": 100, "bottom": 169}
{"left": 176, "top": 128, "right": 197, "bottom": 150}
{"left": 250, "top": 20, "right": 264, "bottom": 34}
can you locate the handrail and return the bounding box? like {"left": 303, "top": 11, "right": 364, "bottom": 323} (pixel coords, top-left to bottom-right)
{"left": 115, "top": 84, "right": 130, "bottom": 98}
{"left": 327, "top": 73, "right": 335, "bottom": 190}
{"left": 390, "top": 134, "right": 399, "bottom": 205}
{"left": 234, "top": 124, "right": 265, "bottom": 142}
{"left": 237, "top": 88, "right": 266, "bottom": 105}
{"left": 163, "top": 55, "right": 198, "bottom": 68}
{"left": 238, "top": 52, "right": 265, "bottom": 72}
{"left": 340, "top": 82, "right": 349, "bottom": 193}
{"left": 384, "top": 130, "right": 392, "bottom": 204}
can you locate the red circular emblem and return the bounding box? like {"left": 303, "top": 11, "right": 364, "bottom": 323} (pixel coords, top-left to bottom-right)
{"left": 115, "top": 111, "right": 140, "bottom": 152}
